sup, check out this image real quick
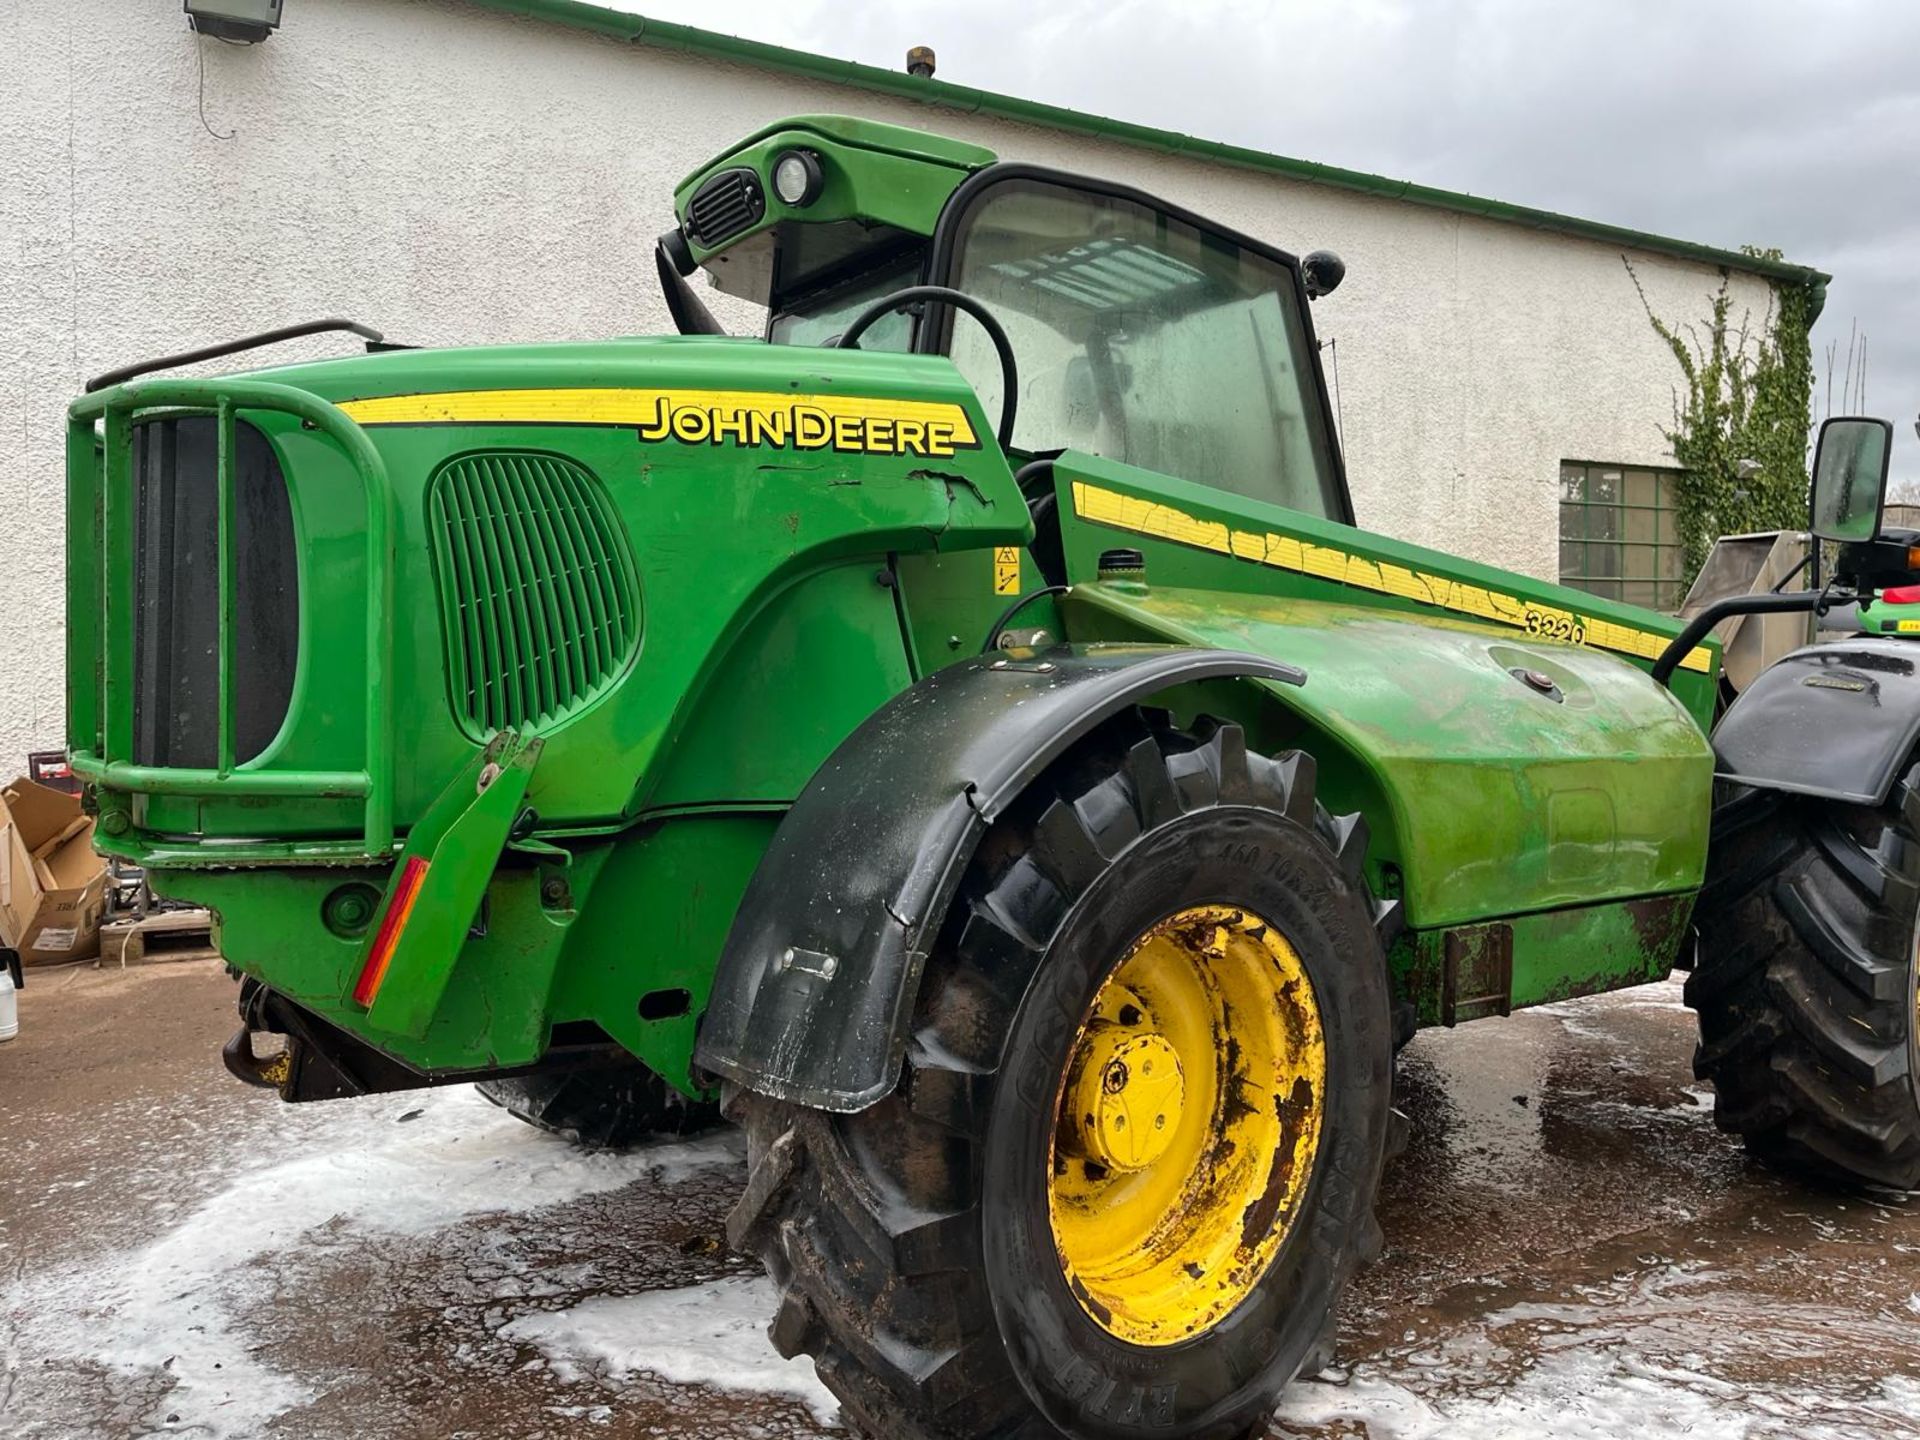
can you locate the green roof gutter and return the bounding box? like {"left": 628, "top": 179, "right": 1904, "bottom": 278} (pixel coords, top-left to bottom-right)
{"left": 462, "top": 0, "right": 1830, "bottom": 309}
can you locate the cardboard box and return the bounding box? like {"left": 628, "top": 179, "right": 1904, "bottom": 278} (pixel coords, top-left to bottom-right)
{"left": 0, "top": 777, "right": 108, "bottom": 966}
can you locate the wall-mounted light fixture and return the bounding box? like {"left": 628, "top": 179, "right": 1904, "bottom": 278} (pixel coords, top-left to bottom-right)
{"left": 184, "top": 0, "right": 284, "bottom": 44}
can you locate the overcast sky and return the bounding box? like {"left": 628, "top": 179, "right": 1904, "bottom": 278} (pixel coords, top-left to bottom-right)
{"left": 626, "top": 0, "right": 1918, "bottom": 483}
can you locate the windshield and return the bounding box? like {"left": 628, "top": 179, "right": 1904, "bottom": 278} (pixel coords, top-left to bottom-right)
{"left": 944, "top": 178, "right": 1342, "bottom": 519}
{"left": 769, "top": 254, "right": 921, "bottom": 350}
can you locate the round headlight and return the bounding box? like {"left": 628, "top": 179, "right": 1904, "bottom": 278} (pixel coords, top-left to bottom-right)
{"left": 771, "top": 149, "right": 824, "bottom": 207}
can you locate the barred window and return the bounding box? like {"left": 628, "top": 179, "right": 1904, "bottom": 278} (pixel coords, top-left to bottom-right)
{"left": 1559, "top": 462, "right": 1688, "bottom": 610}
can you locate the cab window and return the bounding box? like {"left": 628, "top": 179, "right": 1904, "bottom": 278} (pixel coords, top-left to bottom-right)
{"left": 942, "top": 178, "right": 1342, "bottom": 519}
{"left": 769, "top": 248, "right": 922, "bottom": 351}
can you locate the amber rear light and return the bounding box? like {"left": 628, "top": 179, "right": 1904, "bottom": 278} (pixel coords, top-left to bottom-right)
{"left": 351, "top": 856, "right": 430, "bottom": 1007}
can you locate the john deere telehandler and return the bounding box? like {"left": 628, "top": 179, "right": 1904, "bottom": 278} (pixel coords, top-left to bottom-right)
{"left": 65, "top": 115, "right": 1918, "bottom": 1438}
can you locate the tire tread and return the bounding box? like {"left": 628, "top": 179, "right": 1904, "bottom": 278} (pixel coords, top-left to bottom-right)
{"left": 728, "top": 719, "right": 1392, "bottom": 1438}
{"left": 1691, "top": 770, "right": 1920, "bottom": 1190}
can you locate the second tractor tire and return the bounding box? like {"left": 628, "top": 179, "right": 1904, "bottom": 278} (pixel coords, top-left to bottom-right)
{"left": 1689, "top": 769, "right": 1920, "bottom": 1190}
{"left": 726, "top": 715, "right": 1396, "bottom": 1440}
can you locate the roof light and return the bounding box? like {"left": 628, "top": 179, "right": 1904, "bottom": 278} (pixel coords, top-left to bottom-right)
{"left": 771, "top": 149, "right": 824, "bottom": 208}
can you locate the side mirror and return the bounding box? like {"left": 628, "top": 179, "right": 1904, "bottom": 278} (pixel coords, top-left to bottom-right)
{"left": 1809, "top": 415, "right": 1893, "bottom": 543}
{"left": 1302, "top": 250, "right": 1345, "bottom": 299}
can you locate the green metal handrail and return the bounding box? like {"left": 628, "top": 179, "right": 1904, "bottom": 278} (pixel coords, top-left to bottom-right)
{"left": 66, "top": 378, "right": 396, "bottom": 857}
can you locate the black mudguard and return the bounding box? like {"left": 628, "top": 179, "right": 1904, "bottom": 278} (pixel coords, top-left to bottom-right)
{"left": 692, "top": 644, "right": 1307, "bottom": 1112}
{"left": 1713, "top": 638, "right": 1920, "bottom": 805}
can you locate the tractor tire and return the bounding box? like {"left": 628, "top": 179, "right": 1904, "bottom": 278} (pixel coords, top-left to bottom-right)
{"left": 726, "top": 716, "right": 1397, "bottom": 1440}
{"left": 1688, "top": 771, "right": 1920, "bottom": 1190}
{"left": 478, "top": 1063, "right": 720, "bottom": 1150}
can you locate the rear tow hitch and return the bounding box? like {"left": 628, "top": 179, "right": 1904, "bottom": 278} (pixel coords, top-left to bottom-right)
{"left": 222, "top": 976, "right": 433, "bottom": 1103}
{"left": 222, "top": 1024, "right": 293, "bottom": 1091}
{"left": 220, "top": 976, "right": 623, "bottom": 1103}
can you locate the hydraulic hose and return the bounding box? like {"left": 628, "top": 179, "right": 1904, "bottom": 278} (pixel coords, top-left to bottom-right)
{"left": 836, "top": 285, "right": 1019, "bottom": 449}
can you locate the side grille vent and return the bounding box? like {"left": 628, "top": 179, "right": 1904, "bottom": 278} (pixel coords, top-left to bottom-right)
{"left": 687, "top": 167, "right": 765, "bottom": 247}
{"left": 428, "top": 452, "right": 640, "bottom": 737}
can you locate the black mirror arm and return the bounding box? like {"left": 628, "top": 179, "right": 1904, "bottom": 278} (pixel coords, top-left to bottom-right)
{"left": 1769, "top": 552, "right": 1813, "bottom": 594}
{"left": 836, "top": 285, "right": 1018, "bottom": 450}
{"left": 1650, "top": 591, "right": 1830, "bottom": 689}
{"left": 655, "top": 241, "right": 726, "bottom": 337}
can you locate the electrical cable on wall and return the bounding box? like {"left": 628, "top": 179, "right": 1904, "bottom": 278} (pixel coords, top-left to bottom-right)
{"left": 189, "top": 17, "right": 237, "bottom": 141}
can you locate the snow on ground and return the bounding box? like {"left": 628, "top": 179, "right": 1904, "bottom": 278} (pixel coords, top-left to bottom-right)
{"left": 8, "top": 974, "right": 1918, "bottom": 1439}
{"left": 1278, "top": 1260, "right": 1920, "bottom": 1439}
{"left": 1533, "top": 973, "right": 1694, "bottom": 1044}
{"left": 502, "top": 1275, "right": 839, "bottom": 1423}
{"left": 1280, "top": 1357, "right": 1920, "bottom": 1440}
{"left": 3, "top": 1086, "right": 743, "bottom": 1438}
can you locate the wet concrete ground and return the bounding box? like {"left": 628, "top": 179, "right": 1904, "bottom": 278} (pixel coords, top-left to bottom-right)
{"left": 3, "top": 959, "right": 1917, "bottom": 1439}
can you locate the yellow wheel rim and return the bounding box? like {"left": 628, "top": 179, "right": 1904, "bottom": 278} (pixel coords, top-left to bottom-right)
{"left": 1047, "top": 905, "right": 1326, "bottom": 1347}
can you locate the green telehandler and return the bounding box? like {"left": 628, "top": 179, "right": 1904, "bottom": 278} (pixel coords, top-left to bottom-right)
{"left": 63, "top": 114, "right": 1919, "bottom": 1438}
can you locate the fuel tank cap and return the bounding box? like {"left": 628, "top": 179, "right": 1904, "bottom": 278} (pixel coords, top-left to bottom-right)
{"left": 1511, "top": 666, "right": 1564, "bottom": 702}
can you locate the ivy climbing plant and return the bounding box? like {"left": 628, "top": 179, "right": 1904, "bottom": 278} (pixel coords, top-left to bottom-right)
{"left": 1625, "top": 247, "right": 1816, "bottom": 581}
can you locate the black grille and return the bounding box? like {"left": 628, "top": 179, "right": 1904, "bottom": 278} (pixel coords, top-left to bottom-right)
{"left": 428, "top": 451, "right": 639, "bottom": 737}
{"left": 687, "top": 167, "right": 765, "bottom": 247}
{"left": 130, "top": 417, "right": 298, "bottom": 769}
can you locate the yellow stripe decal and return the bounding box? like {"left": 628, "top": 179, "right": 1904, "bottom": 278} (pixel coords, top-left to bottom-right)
{"left": 1072, "top": 482, "right": 1713, "bottom": 676}
{"left": 336, "top": 387, "right": 980, "bottom": 458}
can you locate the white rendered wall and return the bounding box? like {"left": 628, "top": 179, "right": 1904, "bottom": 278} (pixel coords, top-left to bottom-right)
{"left": 0, "top": 0, "right": 1779, "bottom": 770}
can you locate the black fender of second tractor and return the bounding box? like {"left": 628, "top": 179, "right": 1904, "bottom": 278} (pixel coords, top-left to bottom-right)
{"left": 692, "top": 644, "right": 1307, "bottom": 1112}
{"left": 1713, "top": 638, "right": 1920, "bottom": 806}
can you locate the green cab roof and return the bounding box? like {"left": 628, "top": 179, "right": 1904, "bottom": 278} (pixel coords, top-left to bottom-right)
{"left": 673, "top": 113, "right": 995, "bottom": 195}
{"left": 667, "top": 113, "right": 994, "bottom": 284}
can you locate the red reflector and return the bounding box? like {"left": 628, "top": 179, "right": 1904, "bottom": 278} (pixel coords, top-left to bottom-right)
{"left": 1883, "top": 585, "right": 1920, "bottom": 604}
{"left": 352, "top": 856, "right": 430, "bottom": 1007}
